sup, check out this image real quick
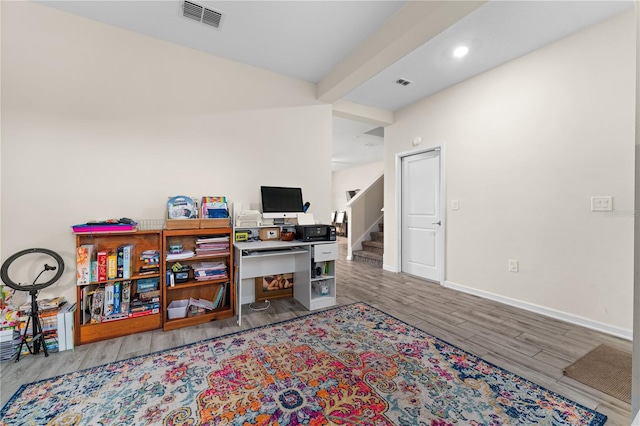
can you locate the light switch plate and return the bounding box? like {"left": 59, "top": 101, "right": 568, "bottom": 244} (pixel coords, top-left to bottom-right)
{"left": 591, "top": 196, "right": 613, "bottom": 212}
{"left": 452, "top": 200, "right": 459, "bottom": 210}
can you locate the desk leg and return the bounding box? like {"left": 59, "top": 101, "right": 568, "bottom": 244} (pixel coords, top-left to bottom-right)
{"left": 235, "top": 264, "right": 242, "bottom": 326}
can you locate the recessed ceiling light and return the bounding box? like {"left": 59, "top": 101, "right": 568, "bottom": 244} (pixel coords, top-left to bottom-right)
{"left": 453, "top": 46, "right": 469, "bottom": 58}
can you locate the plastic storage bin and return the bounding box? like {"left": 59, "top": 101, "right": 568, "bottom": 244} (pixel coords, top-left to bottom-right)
{"left": 167, "top": 299, "right": 189, "bottom": 319}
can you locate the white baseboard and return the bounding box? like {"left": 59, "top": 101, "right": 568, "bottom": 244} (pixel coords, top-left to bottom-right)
{"left": 443, "top": 280, "right": 632, "bottom": 340}
{"left": 346, "top": 255, "right": 352, "bottom": 261}
{"left": 241, "top": 295, "right": 254, "bottom": 305}
{"left": 383, "top": 264, "right": 397, "bottom": 273}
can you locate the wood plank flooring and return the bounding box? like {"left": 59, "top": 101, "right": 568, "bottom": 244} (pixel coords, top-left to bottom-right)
{"left": 0, "top": 238, "right": 632, "bottom": 425}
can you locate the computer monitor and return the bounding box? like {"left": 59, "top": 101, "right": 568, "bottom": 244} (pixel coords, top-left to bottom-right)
{"left": 260, "top": 186, "right": 304, "bottom": 222}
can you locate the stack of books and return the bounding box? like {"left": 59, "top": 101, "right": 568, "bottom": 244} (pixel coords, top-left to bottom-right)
{"left": 192, "top": 261, "right": 228, "bottom": 281}
{"left": 194, "top": 236, "right": 230, "bottom": 257}
{"left": 0, "top": 328, "right": 20, "bottom": 362}
{"left": 130, "top": 278, "right": 160, "bottom": 317}
{"left": 139, "top": 250, "right": 160, "bottom": 275}
{"left": 16, "top": 297, "right": 69, "bottom": 354}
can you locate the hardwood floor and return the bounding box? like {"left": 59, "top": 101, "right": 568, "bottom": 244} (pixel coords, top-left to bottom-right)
{"left": 0, "top": 238, "right": 632, "bottom": 425}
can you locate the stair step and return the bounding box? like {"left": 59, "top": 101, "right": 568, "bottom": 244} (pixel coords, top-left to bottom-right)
{"left": 352, "top": 250, "right": 382, "bottom": 267}
{"left": 361, "top": 240, "right": 384, "bottom": 256}
{"left": 370, "top": 231, "right": 384, "bottom": 242}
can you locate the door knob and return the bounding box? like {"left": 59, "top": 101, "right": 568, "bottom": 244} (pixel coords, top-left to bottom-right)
{"left": 432, "top": 221, "right": 441, "bottom": 226}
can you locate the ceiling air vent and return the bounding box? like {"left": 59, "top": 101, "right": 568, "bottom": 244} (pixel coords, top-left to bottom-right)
{"left": 395, "top": 78, "right": 412, "bottom": 86}
{"left": 183, "top": 1, "right": 224, "bottom": 29}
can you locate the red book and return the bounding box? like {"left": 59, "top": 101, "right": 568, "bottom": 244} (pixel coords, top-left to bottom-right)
{"left": 97, "top": 250, "right": 109, "bottom": 282}
{"left": 128, "top": 308, "right": 159, "bottom": 318}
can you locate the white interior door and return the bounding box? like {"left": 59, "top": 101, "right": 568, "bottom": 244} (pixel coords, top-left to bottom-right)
{"left": 401, "top": 149, "right": 442, "bottom": 282}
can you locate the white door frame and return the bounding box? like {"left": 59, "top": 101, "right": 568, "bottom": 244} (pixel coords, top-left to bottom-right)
{"left": 395, "top": 142, "right": 446, "bottom": 284}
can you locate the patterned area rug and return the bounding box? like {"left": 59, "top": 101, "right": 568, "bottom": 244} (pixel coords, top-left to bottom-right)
{"left": 1, "top": 303, "right": 606, "bottom": 425}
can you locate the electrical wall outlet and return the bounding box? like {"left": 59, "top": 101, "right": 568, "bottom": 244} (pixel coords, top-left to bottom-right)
{"left": 508, "top": 259, "right": 519, "bottom": 273}
{"left": 591, "top": 196, "right": 612, "bottom": 212}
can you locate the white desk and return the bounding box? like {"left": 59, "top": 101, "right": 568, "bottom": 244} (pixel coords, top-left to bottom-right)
{"left": 234, "top": 239, "right": 337, "bottom": 325}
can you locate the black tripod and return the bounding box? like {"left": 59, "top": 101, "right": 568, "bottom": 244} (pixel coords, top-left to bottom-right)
{"left": 0, "top": 248, "right": 64, "bottom": 362}
{"left": 15, "top": 288, "right": 49, "bottom": 361}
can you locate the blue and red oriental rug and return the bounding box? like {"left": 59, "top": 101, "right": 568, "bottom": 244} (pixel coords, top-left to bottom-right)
{"left": 0, "top": 303, "right": 606, "bottom": 425}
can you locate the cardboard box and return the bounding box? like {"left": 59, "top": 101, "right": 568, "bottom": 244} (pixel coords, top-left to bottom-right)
{"left": 259, "top": 228, "right": 280, "bottom": 241}
{"left": 165, "top": 219, "right": 200, "bottom": 230}
{"left": 200, "top": 218, "right": 230, "bottom": 228}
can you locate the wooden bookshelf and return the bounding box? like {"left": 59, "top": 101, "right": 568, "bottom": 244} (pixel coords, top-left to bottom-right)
{"left": 74, "top": 230, "right": 162, "bottom": 345}
{"left": 162, "top": 227, "right": 235, "bottom": 331}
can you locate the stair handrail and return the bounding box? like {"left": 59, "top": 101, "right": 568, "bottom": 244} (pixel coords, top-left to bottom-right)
{"left": 346, "top": 172, "right": 384, "bottom": 261}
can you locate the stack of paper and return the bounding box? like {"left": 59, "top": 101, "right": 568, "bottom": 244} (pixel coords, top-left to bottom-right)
{"left": 166, "top": 250, "right": 195, "bottom": 261}
{"left": 192, "top": 261, "right": 227, "bottom": 281}
{"left": 195, "top": 236, "right": 230, "bottom": 257}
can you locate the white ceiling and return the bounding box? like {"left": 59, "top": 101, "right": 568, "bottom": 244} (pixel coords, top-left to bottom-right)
{"left": 37, "top": 0, "right": 633, "bottom": 171}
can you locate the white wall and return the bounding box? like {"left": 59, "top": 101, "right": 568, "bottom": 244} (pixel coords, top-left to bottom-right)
{"left": 1, "top": 2, "right": 332, "bottom": 304}
{"left": 384, "top": 11, "right": 635, "bottom": 332}
{"left": 331, "top": 161, "right": 383, "bottom": 213}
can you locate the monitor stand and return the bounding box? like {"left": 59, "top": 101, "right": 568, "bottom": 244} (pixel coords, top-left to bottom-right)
{"left": 273, "top": 218, "right": 285, "bottom": 225}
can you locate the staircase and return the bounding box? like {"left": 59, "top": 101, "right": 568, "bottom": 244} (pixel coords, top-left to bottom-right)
{"left": 352, "top": 222, "right": 383, "bottom": 267}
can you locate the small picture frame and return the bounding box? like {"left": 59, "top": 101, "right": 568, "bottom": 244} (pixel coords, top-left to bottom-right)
{"left": 255, "top": 273, "right": 294, "bottom": 302}
{"left": 259, "top": 227, "right": 280, "bottom": 241}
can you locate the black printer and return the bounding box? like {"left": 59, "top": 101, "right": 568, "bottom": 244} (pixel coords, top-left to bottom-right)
{"left": 295, "top": 224, "right": 336, "bottom": 242}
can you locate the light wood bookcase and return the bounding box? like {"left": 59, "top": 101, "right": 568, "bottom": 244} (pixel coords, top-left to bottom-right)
{"left": 162, "top": 227, "right": 235, "bottom": 331}
{"left": 74, "top": 230, "right": 162, "bottom": 345}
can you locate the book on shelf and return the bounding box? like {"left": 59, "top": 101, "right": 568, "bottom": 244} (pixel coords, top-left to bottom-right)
{"left": 96, "top": 249, "right": 110, "bottom": 282}
{"left": 113, "top": 282, "right": 121, "bottom": 314}
{"left": 56, "top": 302, "right": 75, "bottom": 352}
{"left": 103, "top": 283, "right": 115, "bottom": 316}
{"left": 140, "top": 250, "right": 159, "bottom": 264}
{"left": 90, "top": 287, "right": 105, "bottom": 323}
{"left": 123, "top": 244, "right": 135, "bottom": 279}
{"left": 121, "top": 281, "right": 131, "bottom": 314}
{"left": 116, "top": 244, "right": 135, "bottom": 279}
{"left": 129, "top": 308, "right": 159, "bottom": 318}
{"left": 107, "top": 254, "right": 118, "bottom": 279}
{"left": 136, "top": 277, "right": 159, "bottom": 292}
{"left": 130, "top": 301, "right": 160, "bottom": 311}
{"left": 76, "top": 244, "right": 95, "bottom": 286}
{"left": 139, "top": 266, "right": 160, "bottom": 275}
{"left": 213, "top": 283, "right": 226, "bottom": 308}
{"left": 90, "top": 260, "right": 98, "bottom": 283}
{"left": 102, "top": 313, "right": 129, "bottom": 322}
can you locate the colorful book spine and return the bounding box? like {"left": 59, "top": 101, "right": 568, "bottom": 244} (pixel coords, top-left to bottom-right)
{"left": 122, "top": 244, "right": 135, "bottom": 279}
{"left": 107, "top": 254, "right": 117, "bottom": 280}
{"left": 90, "top": 260, "right": 98, "bottom": 283}
{"left": 103, "top": 283, "right": 114, "bottom": 317}
{"left": 128, "top": 308, "right": 159, "bottom": 318}
{"left": 213, "top": 283, "right": 226, "bottom": 309}
{"left": 121, "top": 281, "right": 131, "bottom": 314}
{"left": 113, "top": 282, "right": 121, "bottom": 314}
{"left": 91, "top": 287, "right": 104, "bottom": 323}
{"left": 116, "top": 246, "right": 124, "bottom": 279}
{"left": 97, "top": 250, "right": 109, "bottom": 282}
{"left": 137, "top": 277, "right": 159, "bottom": 292}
